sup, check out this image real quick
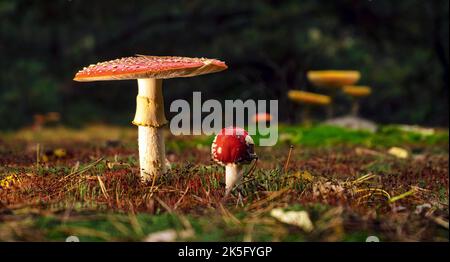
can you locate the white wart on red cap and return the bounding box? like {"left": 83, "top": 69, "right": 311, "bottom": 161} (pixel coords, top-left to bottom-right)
{"left": 211, "top": 127, "right": 256, "bottom": 166}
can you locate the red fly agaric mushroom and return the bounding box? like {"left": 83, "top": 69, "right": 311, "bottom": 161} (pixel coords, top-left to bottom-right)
{"left": 211, "top": 127, "right": 257, "bottom": 196}
{"left": 74, "top": 55, "right": 227, "bottom": 182}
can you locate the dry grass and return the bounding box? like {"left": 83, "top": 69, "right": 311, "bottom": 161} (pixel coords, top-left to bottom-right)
{"left": 0, "top": 125, "right": 448, "bottom": 241}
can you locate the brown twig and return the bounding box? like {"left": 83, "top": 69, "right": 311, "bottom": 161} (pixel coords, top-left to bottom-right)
{"left": 284, "top": 145, "right": 294, "bottom": 173}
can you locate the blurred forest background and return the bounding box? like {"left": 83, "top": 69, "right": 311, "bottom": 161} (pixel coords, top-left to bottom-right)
{"left": 0, "top": 0, "right": 448, "bottom": 130}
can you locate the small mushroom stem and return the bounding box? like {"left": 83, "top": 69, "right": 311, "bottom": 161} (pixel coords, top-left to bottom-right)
{"left": 225, "top": 164, "right": 242, "bottom": 196}
{"left": 134, "top": 78, "right": 167, "bottom": 182}
{"left": 326, "top": 103, "right": 334, "bottom": 119}
{"left": 301, "top": 105, "right": 312, "bottom": 126}
{"left": 350, "top": 97, "right": 360, "bottom": 117}
{"left": 324, "top": 88, "right": 337, "bottom": 119}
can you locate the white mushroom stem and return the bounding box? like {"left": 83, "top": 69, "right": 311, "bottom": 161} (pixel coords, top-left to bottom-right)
{"left": 134, "top": 78, "right": 167, "bottom": 182}
{"left": 225, "top": 164, "right": 243, "bottom": 196}
{"left": 138, "top": 126, "right": 165, "bottom": 182}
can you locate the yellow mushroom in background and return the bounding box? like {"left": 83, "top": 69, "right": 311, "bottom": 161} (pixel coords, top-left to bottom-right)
{"left": 342, "top": 85, "right": 372, "bottom": 117}
{"left": 288, "top": 90, "right": 331, "bottom": 105}
{"left": 287, "top": 90, "right": 331, "bottom": 125}
{"left": 343, "top": 85, "right": 371, "bottom": 97}
{"left": 307, "top": 70, "right": 361, "bottom": 88}
{"left": 306, "top": 70, "right": 361, "bottom": 118}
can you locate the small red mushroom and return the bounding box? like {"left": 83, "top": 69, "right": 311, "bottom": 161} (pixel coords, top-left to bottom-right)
{"left": 211, "top": 127, "right": 257, "bottom": 196}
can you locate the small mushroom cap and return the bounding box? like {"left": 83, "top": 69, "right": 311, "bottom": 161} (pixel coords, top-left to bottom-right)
{"left": 307, "top": 70, "right": 360, "bottom": 87}
{"left": 74, "top": 55, "right": 227, "bottom": 82}
{"left": 211, "top": 127, "right": 257, "bottom": 166}
{"left": 342, "top": 85, "right": 372, "bottom": 97}
{"left": 288, "top": 90, "right": 331, "bottom": 105}
{"left": 252, "top": 112, "right": 272, "bottom": 123}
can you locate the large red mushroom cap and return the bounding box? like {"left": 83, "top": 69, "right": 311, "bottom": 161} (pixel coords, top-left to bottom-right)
{"left": 74, "top": 55, "right": 227, "bottom": 82}
{"left": 211, "top": 127, "right": 257, "bottom": 166}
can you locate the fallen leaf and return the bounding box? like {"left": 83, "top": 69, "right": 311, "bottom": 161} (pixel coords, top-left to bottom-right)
{"left": 313, "top": 181, "right": 345, "bottom": 200}
{"left": 270, "top": 208, "right": 314, "bottom": 232}
{"left": 388, "top": 147, "right": 409, "bottom": 159}
{"left": 294, "top": 171, "right": 314, "bottom": 182}
{"left": 53, "top": 148, "right": 67, "bottom": 158}
{"left": 415, "top": 203, "right": 432, "bottom": 215}
{"left": 41, "top": 154, "right": 49, "bottom": 163}
{"left": 143, "top": 229, "right": 194, "bottom": 242}
{"left": 0, "top": 174, "right": 19, "bottom": 189}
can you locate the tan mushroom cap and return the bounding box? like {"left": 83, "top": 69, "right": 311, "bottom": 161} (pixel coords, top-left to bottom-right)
{"left": 251, "top": 112, "right": 272, "bottom": 123}
{"left": 342, "top": 85, "right": 372, "bottom": 97}
{"left": 307, "top": 70, "right": 361, "bottom": 87}
{"left": 288, "top": 90, "right": 331, "bottom": 105}
{"left": 74, "top": 55, "right": 228, "bottom": 82}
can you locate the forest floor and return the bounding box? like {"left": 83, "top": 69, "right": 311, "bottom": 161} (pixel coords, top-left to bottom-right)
{"left": 0, "top": 124, "right": 448, "bottom": 241}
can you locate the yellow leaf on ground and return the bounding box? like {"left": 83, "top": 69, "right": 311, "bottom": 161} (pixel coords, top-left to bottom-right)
{"left": 294, "top": 171, "right": 314, "bottom": 182}
{"left": 53, "top": 148, "right": 67, "bottom": 158}
{"left": 41, "top": 154, "right": 49, "bottom": 163}
{"left": 388, "top": 147, "right": 409, "bottom": 159}
{"left": 270, "top": 208, "right": 314, "bottom": 232}
{"left": 0, "top": 174, "right": 19, "bottom": 189}
{"left": 143, "top": 229, "right": 194, "bottom": 242}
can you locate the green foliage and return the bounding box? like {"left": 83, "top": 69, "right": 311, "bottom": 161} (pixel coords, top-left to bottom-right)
{"left": 164, "top": 124, "right": 449, "bottom": 151}
{"left": 252, "top": 124, "right": 449, "bottom": 148}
